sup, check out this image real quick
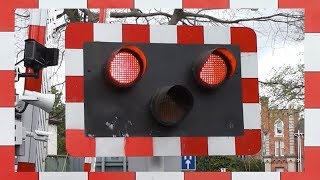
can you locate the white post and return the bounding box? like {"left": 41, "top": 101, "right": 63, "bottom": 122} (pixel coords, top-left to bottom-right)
{"left": 299, "top": 131, "right": 303, "bottom": 171}
{"left": 123, "top": 157, "right": 127, "bottom": 172}
{"left": 295, "top": 130, "right": 304, "bottom": 172}
{"left": 101, "top": 158, "right": 105, "bottom": 172}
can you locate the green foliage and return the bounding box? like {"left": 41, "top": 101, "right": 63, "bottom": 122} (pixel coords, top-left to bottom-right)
{"left": 50, "top": 87, "right": 66, "bottom": 155}
{"left": 196, "top": 156, "right": 265, "bottom": 172}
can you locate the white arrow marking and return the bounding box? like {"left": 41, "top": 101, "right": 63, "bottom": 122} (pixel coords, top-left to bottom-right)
{"left": 185, "top": 160, "right": 191, "bottom": 169}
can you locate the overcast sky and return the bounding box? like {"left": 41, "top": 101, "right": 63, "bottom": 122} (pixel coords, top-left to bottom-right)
{"left": 258, "top": 37, "right": 303, "bottom": 81}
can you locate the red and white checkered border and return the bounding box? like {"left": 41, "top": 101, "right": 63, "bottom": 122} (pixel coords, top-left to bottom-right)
{"left": 1, "top": 0, "right": 320, "bottom": 179}
{"left": 64, "top": 23, "right": 261, "bottom": 157}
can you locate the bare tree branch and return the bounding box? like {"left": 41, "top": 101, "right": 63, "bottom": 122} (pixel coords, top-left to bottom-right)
{"left": 15, "top": 13, "right": 30, "bottom": 18}
{"left": 183, "top": 12, "right": 303, "bottom": 24}
{"left": 259, "top": 80, "right": 304, "bottom": 88}
{"left": 168, "top": 9, "right": 185, "bottom": 25}
{"left": 108, "top": 10, "right": 303, "bottom": 25}
{"left": 110, "top": 10, "right": 171, "bottom": 19}
{"left": 52, "top": 81, "right": 66, "bottom": 87}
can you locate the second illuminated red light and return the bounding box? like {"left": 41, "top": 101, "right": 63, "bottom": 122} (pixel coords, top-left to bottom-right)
{"left": 194, "top": 48, "right": 237, "bottom": 88}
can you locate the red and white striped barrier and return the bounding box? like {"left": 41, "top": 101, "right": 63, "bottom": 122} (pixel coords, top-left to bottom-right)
{"left": 0, "top": 0, "right": 319, "bottom": 179}
{"left": 26, "top": 171, "right": 283, "bottom": 180}
{"left": 0, "top": 18, "right": 15, "bottom": 175}
{"left": 64, "top": 23, "right": 260, "bottom": 157}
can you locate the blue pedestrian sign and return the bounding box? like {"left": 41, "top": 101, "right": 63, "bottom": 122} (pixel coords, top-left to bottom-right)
{"left": 181, "top": 156, "right": 196, "bottom": 171}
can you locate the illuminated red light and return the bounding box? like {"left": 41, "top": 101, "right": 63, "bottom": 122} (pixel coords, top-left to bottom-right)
{"left": 109, "top": 52, "right": 141, "bottom": 85}
{"left": 106, "top": 46, "right": 146, "bottom": 87}
{"left": 199, "top": 54, "right": 227, "bottom": 86}
{"left": 194, "top": 48, "right": 237, "bottom": 88}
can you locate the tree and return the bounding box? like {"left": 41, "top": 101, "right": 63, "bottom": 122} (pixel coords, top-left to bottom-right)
{"left": 197, "top": 156, "right": 264, "bottom": 172}
{"left": 54, "top": 9, "right": 303, "bottom": 39}
{"left": 260, "top": 62, "right": 304, "bottom": 111}
{"left": 49, "top": 86, "right": 66, "bottom": 155}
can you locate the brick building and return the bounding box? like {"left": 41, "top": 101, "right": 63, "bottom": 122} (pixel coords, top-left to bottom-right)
{"left": 260, "top": 97, "right": 304, "bottom": 172}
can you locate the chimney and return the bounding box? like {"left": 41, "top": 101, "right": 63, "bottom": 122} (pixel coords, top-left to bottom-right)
{"left": 260, "top": 96, "right": 269, "bottom": 131}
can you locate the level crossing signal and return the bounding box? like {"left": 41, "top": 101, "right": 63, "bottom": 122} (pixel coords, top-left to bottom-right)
{"left": 83, "top": 42, "right": 243, "bottom": 137}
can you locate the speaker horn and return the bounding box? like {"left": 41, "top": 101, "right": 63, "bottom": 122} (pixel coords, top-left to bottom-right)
{"left": 23, "top": 90, "right": 55, "bottom": 113}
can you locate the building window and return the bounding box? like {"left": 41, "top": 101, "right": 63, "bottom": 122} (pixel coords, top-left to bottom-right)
{"left": 280, "top": 141, "right": 285, "bottom": 156}
{"left": 262, "top": 133, "right": 267, "bottom": 155}
{"left": 275, "top": 141, "right": 285, "bottom": 157}
{"left": 275, "top": 141, "right": 279, "bottom": 156}
{"left": 274, "top": 119, "right": 284, "bottom": 137}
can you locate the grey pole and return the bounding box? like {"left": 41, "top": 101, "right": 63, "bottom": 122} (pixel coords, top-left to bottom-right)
{"left": 101, "top": 157, "right": 105, "bottom": 172}
{"left": 146, "top": 157, "right": 165, "bottom": 171}
{"left": 123, "top": 157, "right": 127, "bottom": 172}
